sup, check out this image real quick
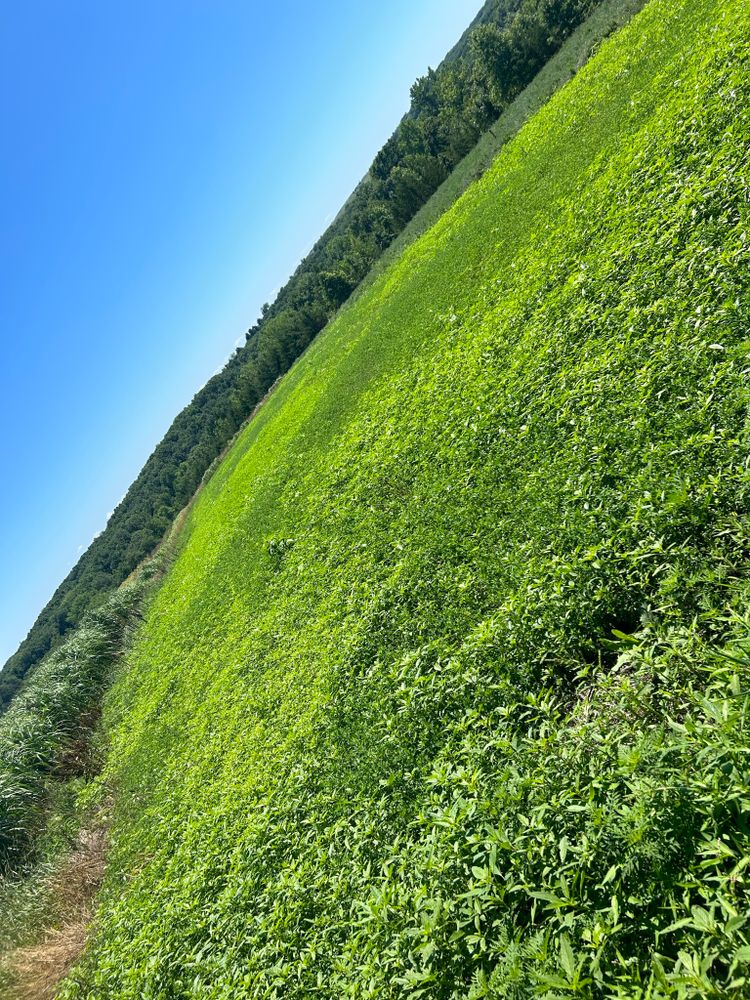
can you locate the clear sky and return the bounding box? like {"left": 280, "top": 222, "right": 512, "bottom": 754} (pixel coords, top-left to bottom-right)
{"left": 0, "top": 0, "right": 483, "bottom": 667}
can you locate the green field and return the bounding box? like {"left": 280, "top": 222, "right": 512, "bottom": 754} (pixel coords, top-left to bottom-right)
{"left": 52, "top": 0, "right": 750, "bottom": 995}
{"left": 360, "top": 0, "right": 647, "bottom": 291}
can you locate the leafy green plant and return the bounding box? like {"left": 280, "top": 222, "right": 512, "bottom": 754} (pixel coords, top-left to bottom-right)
{"left": 51, "top": 0, "right": 750, "bottom": 995}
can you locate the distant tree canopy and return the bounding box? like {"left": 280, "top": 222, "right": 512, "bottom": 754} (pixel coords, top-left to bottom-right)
{"left": 0, "top": 0, "right": 601, "bottom": 711}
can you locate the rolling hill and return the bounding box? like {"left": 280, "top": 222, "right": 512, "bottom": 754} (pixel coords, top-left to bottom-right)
{"left": 0, "top": 0, "right": 608, "bottom": 713}
{"left": 27, "top": 0, "right": 750, "bottom": 995}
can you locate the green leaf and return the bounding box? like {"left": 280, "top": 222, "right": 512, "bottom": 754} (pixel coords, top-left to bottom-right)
{"left": 559, "top": 934, "right": 576, "bottom": 979}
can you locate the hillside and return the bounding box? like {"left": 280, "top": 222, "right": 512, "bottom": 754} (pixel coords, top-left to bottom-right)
{"left": 0, "top": 0, "right": 607, "bottom": 712}
{"left": 27, "top": 0, "right": 750, "bottom": 995}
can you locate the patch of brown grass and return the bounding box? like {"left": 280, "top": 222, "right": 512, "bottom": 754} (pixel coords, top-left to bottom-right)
{"left": 5, "top": 826, "right": 107, "bottom": 1000}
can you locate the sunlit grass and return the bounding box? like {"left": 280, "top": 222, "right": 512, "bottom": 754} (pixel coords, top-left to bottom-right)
{"left": 54, "top": 0, "right": 750, "bottom": 995}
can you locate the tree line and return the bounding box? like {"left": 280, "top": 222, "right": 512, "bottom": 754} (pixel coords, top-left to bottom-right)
{"left": 0, "top": 0, "right": 601, "bottom": 710}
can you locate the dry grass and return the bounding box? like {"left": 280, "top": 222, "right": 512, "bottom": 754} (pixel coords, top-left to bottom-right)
{"left": 5, "top": 827, "right": 107, "bottom": 1000}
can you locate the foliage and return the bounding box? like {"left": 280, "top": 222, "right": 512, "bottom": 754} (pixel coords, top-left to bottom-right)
{"left": 0, "top": 576, "right": 151, "bottom": 876}
{"left": 0, "top": 0, "right": 606, "bottom": 712}
{"left": 54, "top": 0, "right": 750, "bottom": 995}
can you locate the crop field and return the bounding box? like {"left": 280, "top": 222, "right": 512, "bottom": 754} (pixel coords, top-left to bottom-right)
{"left": 57, "top": 0, "right": 750, "bottom": 995}
{"left": 363, "top": 0, "right": 648, "bottom": 291}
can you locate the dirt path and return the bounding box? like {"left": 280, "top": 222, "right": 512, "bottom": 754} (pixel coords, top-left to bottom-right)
{"left": 5, "top": 824, "right": 108, "bottom": 1000}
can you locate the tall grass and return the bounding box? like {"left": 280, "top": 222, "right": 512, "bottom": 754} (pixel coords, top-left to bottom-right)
{"left": 0, "top": 576, "right": 152, "bottom": 875}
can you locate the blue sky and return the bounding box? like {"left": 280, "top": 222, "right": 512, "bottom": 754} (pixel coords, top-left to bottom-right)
{"left": 0, "top": 0, "right": 483, "bottom": 666}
